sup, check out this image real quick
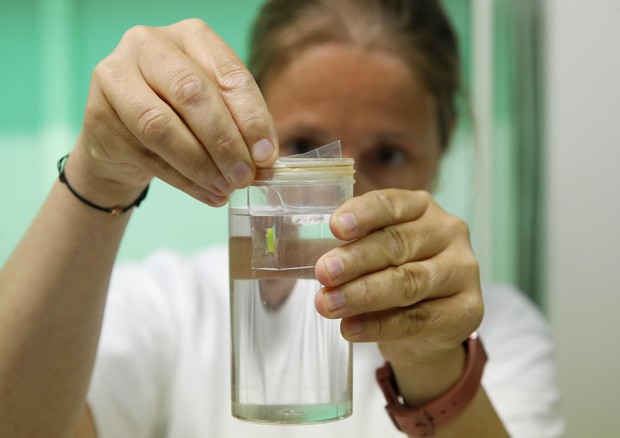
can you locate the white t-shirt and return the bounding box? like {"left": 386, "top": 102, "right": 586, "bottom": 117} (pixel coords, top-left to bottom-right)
{"left": 88, "top": 247, "right": 564, "bottom": 437}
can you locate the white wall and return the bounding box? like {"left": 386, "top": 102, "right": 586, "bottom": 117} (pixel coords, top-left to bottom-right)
{"left": 545, "top": 0, "right": 620, "bottom": 436}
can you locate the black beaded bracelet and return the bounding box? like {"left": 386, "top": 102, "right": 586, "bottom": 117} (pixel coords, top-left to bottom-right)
{"left": 57, "top": 154, "right": 149, "bottom": 216}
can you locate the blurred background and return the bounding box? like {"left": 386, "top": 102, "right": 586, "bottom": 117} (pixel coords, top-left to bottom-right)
{"left": 0, "top": 0, "right": 618, "bottom": 436}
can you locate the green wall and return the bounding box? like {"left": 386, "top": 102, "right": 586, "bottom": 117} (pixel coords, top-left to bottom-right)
{"left": 2, "top": 1, "right": 533, "bottom": 302}
{"left": 0, "top": 0, "right": 264, "bottom": 264}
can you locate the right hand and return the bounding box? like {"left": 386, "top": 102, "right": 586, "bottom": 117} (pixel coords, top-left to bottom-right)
{"left": 73, "top": 18, "right": 279, "bottom": 207}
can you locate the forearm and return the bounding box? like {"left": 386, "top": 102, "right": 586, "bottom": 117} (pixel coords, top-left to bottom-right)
{"left": 0, "top": 152, "right": 141, "bottom": 437}
{"left": 390, "top": 348, "right": 509, "bottom": 438}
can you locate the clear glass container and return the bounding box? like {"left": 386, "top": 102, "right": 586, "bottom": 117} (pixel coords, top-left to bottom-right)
{"left": 229, "top": 155, "right": 355, "bottom": 424}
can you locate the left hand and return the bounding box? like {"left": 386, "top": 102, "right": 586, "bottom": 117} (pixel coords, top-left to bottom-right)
{"left": 314, "top": 189, "right": 483, "bottom": 367}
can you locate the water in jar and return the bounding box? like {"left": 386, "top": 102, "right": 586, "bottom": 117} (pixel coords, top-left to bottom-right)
{"left": 229, "top": 208, "right": 352, "bottom": 424}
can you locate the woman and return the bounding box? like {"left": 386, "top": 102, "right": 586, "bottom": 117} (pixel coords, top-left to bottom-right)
{"left": 0, "top": 0, "right": 562, "bottom": 437}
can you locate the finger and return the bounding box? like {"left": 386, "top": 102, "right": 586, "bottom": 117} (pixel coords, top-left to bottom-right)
{"left": 134, "top": 26, "right": 259, "bottom": 189}
{"left": 98, "top": 54, "right": 235, "bottom": 195}
{"left": 316, "top": 250, "right": 476, "bottom": 318}
{"left": 118, "top": 27, "right": 254, "bottom": 191}
{"left": 86, "top": 89, "right": 229, "bottom": 206}
{"left": 316, "top": 261, "right": 438, "bottom": 318}
{"left": 167, "top": 19, "right": 279, "bottom": 166}
{"left": 329, "top": 189, "right": 432, "bottom": 241}
{"left": 315, "top": 214, "right": 452, "bottom": 288}
{"left": 123, "top": 143, "right": 230, "bottom": 207}
{"left": 338, "top": 289, "right": 483, "bottom": 345}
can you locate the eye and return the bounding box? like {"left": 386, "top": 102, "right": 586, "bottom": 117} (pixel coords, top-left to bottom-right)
{"left": 282, "top": 138, "right": 318, "bottom": 156}
{"left": 371, "top": 146, "right": 408, "bottom": 168}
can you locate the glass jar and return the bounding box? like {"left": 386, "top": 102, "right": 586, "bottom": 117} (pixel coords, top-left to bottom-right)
{"left": 228, "top": 155, "right": 355, "bottom": 424}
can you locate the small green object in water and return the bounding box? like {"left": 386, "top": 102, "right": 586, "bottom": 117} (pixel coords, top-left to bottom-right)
{"left": 266, "top": 226, "right": 275, "bottom": 253}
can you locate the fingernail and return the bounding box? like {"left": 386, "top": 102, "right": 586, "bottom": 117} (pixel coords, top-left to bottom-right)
{"left": 324, "top": 290, "right": 345, "bottom": 311}
{"left": 206, "top": 192, "right": 228, "bottom": 205}
{"left": 345, "top": 319, "right": 365, "bottom": 336}
{"left": 252, "top": 139, "right": 275, "bottom": 162}
{"left": 214, "top": 175, "right": 233, "bottom": 195}
{"left": 325, "top": 257, "right": 344, "bottom": 280}
{"left": 337, "top": 213, "right": 357, "bottom": 233}
{"left": 228, "top": 161, "right": 252, "bottom": 186}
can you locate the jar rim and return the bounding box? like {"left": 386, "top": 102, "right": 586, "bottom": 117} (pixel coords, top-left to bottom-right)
{"left": 255, "top": 158, "right": 355, "bottom": 183}
{"left": 272, "top": 157, "right": 354, "bottom": 168}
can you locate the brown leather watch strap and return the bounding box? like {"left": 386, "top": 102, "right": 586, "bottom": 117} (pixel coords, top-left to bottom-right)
{"left": 375, "top": 332, "right": 487, "bottom": 437}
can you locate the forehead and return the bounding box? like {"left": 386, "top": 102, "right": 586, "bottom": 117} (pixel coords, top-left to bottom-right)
{"left": 262, "top": 43, "right": 437, "bottom": 135}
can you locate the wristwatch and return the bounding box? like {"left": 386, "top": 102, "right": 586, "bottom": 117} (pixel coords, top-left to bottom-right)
{"left": 375, "top": 332, "right": 487, "bottom": 437}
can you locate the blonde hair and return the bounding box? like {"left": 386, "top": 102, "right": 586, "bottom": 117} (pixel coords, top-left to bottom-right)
{"left": 248, "top": 0, "right": 461, "bottom": 150}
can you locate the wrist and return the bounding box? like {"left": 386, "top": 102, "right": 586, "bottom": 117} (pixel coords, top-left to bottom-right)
{"left": 376, "top": 333, "right": 488, "bottom": 437}
{"left": 389, "top": 344, "right": 466, "bottom": 407}
{"left": 67, "top": 141, "right": 151, "bottom": 208}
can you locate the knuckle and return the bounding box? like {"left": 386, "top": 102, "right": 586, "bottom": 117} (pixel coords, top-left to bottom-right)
{"left": 369, "top": 315, "right": 386, "bottom": 339}
{"left": 472, "top": 298, "right": 484, "bottom": 327}
{"left": 461, "top": 291, "right": 484, "bottom": 331}
{"left": 415, "top": 190, "right": 433, "bottom": 207}
{"left": 189, "top": 157, "right": 216, "bottom": 186}
{"left": 170, "top": 70, "right": 207, "bottom": 107}
{"left": 92, "top": 59, "right": 108, "bottom": 83}
{"left": 121, "top": 25, "right": 154, "bottom": 46}
{"left": 373, "top": 190, "right": 401, "bottom": 221}
{"left": 398, "top": 264, "right": 425, "bottom": 303}
{"left": 382, "top": 225, "right": 409, "bottom": 261}
{"left": 180, "top": 17, "right": 208, "bottom": 31}
{"left": 354, "top": 278, "right": 375, "bottom": 310}
{"left": 346, "top": 242, "right": 368, "bottom": 268}
{"left": 217, "top": 65, "right": 256, "bottom": 93}
{"left": 463, "top": 253, "right": 481, "bottom": 280}
{"left": 448, "top": 244, "right": 479, "bottom": 280}
{"left": 468, "top": 291, "right": 484, "bottom": 314}
{"left": 415, "top": 190, "right": 435, "bottom": 210}
{"left": 136, "top": 105, "right": 173, "bottom": 143}
{"left": 463, "top": 251, "right": 480, "bottom": 271}
{"left": 403, "top": 305, "right": 429, "bottom": 333}
{"left": 209, "top": 123, "right": 239, "bottom": 157}
{"left": 447, "top": 214, "right": 470, "bottom": 237}
{"left": 236, "top": 109, "right": 273, "bottom": 137}
{"left": 92, "top": 56, "right": 119, "bottom": 86}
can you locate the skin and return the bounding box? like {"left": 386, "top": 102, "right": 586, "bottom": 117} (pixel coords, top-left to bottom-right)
{"left": 0, "top": 19, "right": 508, "bottom": 437}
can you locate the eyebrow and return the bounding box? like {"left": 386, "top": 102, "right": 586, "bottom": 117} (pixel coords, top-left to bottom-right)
{"left": 284, "top": 124, "right": 331, "bottom": 140}
{"left": 282, "top": 123, "right": 423, "bottom": 148}
{"left": 373, "top": 131, "right": 418, "bottom": 142}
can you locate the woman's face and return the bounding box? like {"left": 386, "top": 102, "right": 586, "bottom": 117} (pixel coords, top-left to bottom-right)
{"left": 263, "top": 43, "right": 443, "bottom": 195}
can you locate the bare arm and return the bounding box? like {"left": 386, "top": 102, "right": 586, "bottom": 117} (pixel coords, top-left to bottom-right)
{"left": 0, "top": 153, "right": 137, "bottom": 437}
{"left": 0, "top": 19, "right": 277, "bottom": 438}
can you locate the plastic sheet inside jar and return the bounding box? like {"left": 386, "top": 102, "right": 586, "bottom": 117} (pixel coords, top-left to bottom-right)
{"left": 248, "top": 141, "right": 355, "bottom": 271}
